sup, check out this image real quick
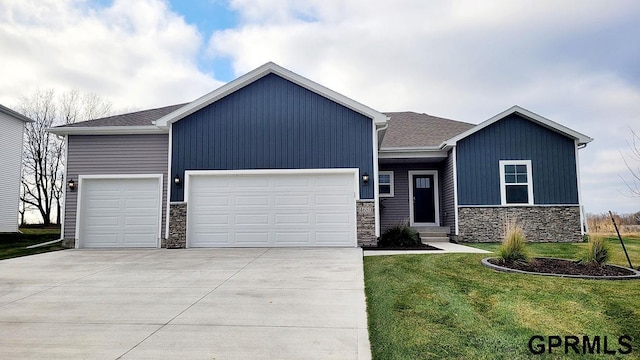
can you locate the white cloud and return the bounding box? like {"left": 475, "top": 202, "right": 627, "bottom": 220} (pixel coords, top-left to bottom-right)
{"left": 0, "top": 0, "right": 223, "bottom": 110}
{"left": 211, "top": 0, "right": 640, "bottom": 213}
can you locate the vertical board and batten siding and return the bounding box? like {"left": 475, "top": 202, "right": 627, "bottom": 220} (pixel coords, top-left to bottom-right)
{"left": 0, "top": 114, "right": 25, "bottom": 232}
{"left": 379, "top": 162, "right": 447, "bottom": 230}
{"left": 171, "top": 73, "right": 375, "bottom": 201}
{"left": 456, "top": 114, "right": 578, "bottom": 205}
{"left": 64, "top": 134, "right": 169, "bottom": 238}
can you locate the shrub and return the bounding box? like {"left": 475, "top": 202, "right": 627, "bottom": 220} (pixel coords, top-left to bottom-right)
{"left": 498, "top": 218, "right": 529, "bottom": 265}
{"left": 378, "top": 220, "right": 422, "bottom": 248}
{"left": 581, "top": 235, "right": 610, "bottom": 265}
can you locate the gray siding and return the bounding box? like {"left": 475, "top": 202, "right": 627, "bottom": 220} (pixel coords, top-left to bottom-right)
{"left": 379, "top": 162, "right": 445, "bottom": 231}
{"left": 171, "top": 73, "right": 375, "bottom": 201}
{"left": 456, "top": 114, "right": 578, "bottom": 205}
{"left": 64, "top": 134, "right": 169, "bottom": 238}
{"left": 0, "top": 113, "right": 24, "bottom": 232}
{"left": 441, "top": 151, "right": 456, "bottom": 234}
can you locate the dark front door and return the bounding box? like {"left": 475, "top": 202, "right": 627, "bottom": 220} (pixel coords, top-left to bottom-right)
{"left": 413, "top": 174, "right": 436, "bottom": 223}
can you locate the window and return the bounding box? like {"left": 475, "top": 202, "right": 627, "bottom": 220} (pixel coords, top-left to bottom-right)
{"left": 379, "top": 171, "right": 394, "bottom": 197}
{"left": 499, "top": 160, "right": 533, "bottom": 205}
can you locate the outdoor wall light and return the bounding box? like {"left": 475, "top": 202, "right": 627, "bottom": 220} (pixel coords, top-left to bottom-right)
{"left": 362, "top": 173, "right": 369, "bottom": 184}
{"left": 67, "top": 179, "right": 76, "bottom": 191}
{"left": 174, "top": 175, "right": 181, "bottom": 186}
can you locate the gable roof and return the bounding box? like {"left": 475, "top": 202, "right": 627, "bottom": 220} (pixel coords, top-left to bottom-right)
{"left": 154, "top": 62, "right": 390, "bottom": 128}
{"left": 381, "top": 111, "right": 474, "bottom": 149}
{"left": 0, "top": 104, "right": 33, "bottom": 123}
{"left": 444, "top": 105, "right": 593, "bottom": 147}
{"left": 49, "top": 104, "right": 184, "bottom": 135}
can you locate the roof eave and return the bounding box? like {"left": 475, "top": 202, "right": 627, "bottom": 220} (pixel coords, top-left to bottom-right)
{"left": 47, "top": 126, "right": 167, "bottom": 136}
{"left": 155, "top": 62, "right": 389, "bottom": 128}
{"left": 0, "top": 104, "right": 34, "bottom": 123}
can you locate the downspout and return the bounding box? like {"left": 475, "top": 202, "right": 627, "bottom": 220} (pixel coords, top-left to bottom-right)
{"left": 374, "top": 121, "right": 390, "bottom": 238}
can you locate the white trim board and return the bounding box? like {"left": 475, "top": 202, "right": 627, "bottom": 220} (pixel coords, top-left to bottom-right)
{"left": 408, "top": 170, "right": 440, "bottom": 226}
{"left": 499, "top": 160, "right": 534, "bottom": 206}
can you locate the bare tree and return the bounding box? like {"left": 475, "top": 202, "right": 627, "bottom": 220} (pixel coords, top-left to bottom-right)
{"left": 621, "top": 127, "right": 640, "bottom": 197}
{"left": 17, "top": 89, "right": 112, "bottom": 225}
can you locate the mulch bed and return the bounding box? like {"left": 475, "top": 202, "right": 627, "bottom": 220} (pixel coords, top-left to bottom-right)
{"left": 362, "top": 243, "right": 442, "bottom": 251}
{"left": 488, "top": 257, "right": 635, "bottom": 277}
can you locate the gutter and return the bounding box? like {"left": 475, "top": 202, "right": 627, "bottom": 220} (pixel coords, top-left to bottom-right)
{"left": 25, "top": 238, "right": 63, "bottom": 249}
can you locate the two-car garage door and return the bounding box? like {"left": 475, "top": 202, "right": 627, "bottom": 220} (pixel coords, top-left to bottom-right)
{"left": 187, "top": 171, "right": 357, "bottom": 247}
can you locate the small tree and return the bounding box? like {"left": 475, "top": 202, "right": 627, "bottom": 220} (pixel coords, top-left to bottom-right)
{"left": 18, "top": 89, "right": 111, "bottom": 225}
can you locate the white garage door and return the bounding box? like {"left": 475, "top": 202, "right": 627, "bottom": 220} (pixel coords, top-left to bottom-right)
{"left": 187, "top": 171, "right": 357, "bottom": 247}
{"left": 79, "top": 177, "right": 161, "bottom": 248}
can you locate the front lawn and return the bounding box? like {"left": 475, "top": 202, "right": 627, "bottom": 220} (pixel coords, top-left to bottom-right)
{"left": 364, "top": 238, "right": 640, "bottom": 359}
{"left": 0, "top": 227, "right": 64, "bottom": 260}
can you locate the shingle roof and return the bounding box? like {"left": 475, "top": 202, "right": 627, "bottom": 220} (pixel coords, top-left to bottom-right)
{"left": 54, "top": 105, "right": 474, "bottom": 149}
{"left": 381, "top": 111, "right": 475, "bottom": 148}
{"left": 58, "top": 103, "right": 187, "bottom": 128}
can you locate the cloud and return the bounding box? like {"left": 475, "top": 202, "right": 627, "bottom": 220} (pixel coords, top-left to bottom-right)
{"left": 209, "top": 0, "right": 640, "bottom": 213}
{"left": 0, "top": 0, "right": 223, "bottom": 110}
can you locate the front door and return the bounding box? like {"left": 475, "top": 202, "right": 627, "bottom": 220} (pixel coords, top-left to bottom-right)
{"left": 410, "top": 171, "right": 439, "bottom": 225}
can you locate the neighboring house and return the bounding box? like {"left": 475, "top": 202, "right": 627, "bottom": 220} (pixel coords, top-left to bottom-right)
{"left": 49, "top": 62, "right": 592, "bottom": 248}
{"left": 0, "top": 104, "right": 32, "bottom": 233}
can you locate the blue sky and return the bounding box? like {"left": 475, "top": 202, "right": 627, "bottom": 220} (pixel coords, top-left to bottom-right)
{"left": 0, "top": 0, "right": 639, "bottom": 215}
{"left": 166, "top": 0, "right": 237, "bottom": 80}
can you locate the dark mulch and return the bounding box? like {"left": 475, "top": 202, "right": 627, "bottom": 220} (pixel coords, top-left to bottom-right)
{"left": 488, "top": 257, "right": 635, "bottom": 276}
{"left": 362, "top": 243, "right": 442, "bottom": 251}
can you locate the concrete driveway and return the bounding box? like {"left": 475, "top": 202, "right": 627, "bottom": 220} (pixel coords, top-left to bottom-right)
{"left": 0, "top": 248, "right": 370, "bottom": 359}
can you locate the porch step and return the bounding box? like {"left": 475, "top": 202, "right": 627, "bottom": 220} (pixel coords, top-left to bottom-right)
{"left": 415, "top": 226, "right": 451, "bottom": 243}
{"left": 421, "top": 236, "right": 450, "bottom": 243}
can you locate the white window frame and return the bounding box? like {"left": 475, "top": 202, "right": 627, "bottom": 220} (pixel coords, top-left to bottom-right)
{"left": 499, "top": 160, "right": 534, "bottom": 205}
{"left": 378, "top": 171, "right": 394, "bottom": 197}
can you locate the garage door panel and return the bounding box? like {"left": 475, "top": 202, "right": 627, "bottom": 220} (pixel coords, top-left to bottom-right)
{"left": 188, "top": 172, "right": 356, "bottom": 247}
{"left": 275, "top": 232, "right": 311, "bottom": 245}
{"left": 235, "top": 196, "right": 269, "bottom": 207}
{"left": 80, "top": 177, "right": 160, "bottom": 248}
{"left": 274, "top": 213, "right": 310, "bottom": 225}
{"left": 235, "top": 214, "right": 269, "bottom": 225}
{"left": 275, "top": 195, "right": 310, "bottom": 206}
{"left": 235, "top": 232, "right": 270, "bottom": 245}
{"left": 315, "top": 194, "right": 352, "bottom": 206}
{"left": 316, "top": 213, "right": 352, "bottom": 225}
{"left": 316, "top": 232, "right": 351, "bottom": 245}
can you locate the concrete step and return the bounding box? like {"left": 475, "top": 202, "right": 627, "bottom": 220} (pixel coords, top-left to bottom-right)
{"left": 413, "top": 226, "right": 451, "bottom": 234}
{"left": 421, "top": 237, "right": 450, "bottom": 243}
{"left": 419, "top": 232, "right": 450, "bottom": 237}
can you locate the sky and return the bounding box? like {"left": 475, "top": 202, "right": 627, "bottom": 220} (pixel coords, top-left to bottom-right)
{"left": 1, "top": 0, "right": 639, "bottom": 215}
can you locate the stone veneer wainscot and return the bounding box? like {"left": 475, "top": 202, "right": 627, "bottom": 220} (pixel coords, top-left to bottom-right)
{"left": 167, "top": 202, "right": 187, "bottom": 248}
{"left": 458, "top": 206, "right": 582, "bottom": 242}
{"left": 357, "top": 201, "right": 377, "bottom": 247}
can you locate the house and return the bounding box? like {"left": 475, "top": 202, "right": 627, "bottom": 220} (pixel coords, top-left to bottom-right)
{"left": 0, "top": 104, "right": 32, "bottom": 233}
{"left": 49, "top": 62, "right": 592, "bottom": 248}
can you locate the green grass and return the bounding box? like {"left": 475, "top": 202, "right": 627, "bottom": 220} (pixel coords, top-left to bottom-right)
{"left": 0, "top": 227, "right": 64, "bottom": 260}
{"left": 364, "top": 237, "right": 640, "bottom": 359}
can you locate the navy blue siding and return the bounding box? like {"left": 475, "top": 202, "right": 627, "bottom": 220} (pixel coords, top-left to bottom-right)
{"left": 171, "top": 73, "right": 374, "bottom": 201}
{"left": 456, "top": 114, "right": 578, "bottom": 205}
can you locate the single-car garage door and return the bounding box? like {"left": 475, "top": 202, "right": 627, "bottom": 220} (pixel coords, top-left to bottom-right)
{"left": 78, "top": 176, "right": 162, "bottom": 248}
{"left": 187, "top": 170, "right": 357, "bottom": 247}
